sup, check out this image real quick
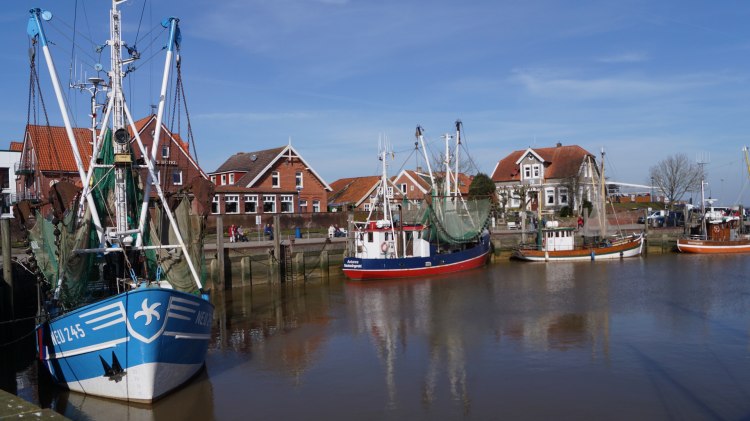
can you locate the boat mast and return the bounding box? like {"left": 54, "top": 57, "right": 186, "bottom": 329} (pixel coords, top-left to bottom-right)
{"left": 454, "top": 120, "right": 461, "bottom": 197}
{"left": 416, "top": 126, "right": 436, "bottom": 194}
{"left": 599, "top": 148, "right": 606, "bottom": 238}
{"left": 109, "top": 0, "right": 130, "bottom": 233}
{"left": 27, "top": 9, "right": 105, "bottom": 242}
{"left": 443, "top": 132, "right": 451, "bottom": 197}
{"left": 135, "top": 16, "right": 180, "bottom": 247}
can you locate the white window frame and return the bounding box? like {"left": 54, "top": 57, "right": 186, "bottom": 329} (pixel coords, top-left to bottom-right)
{"left": 312, "top": 200, "right": 320, "bottom": 213}
{"left": 386, "top": 187, "right": 394, "bottom": 198}
{"left": 363, "top": 203, "right": 371, "bottom": 212}
{"left": 280, "top": 195, "right": 294, "bottom": 213}
{"left": 244, "top": 195, "right": 258, "bottom": 214}
{"left": 210, "top": 175, "right": 216, "bottom": 184}
{"left": 400, "top": 183, "right": 407, "bottom": 193}
{"left": 545, "top": 188, "right": 555, "bottom": 205}
{"left": 229, "top": 173, "right": 235, "bottom": 184}
{"left": 171, "top": 169, "right": 183, "bottom": 186}
{"left": 263, "top": 195, "right": 276, "bottom": 213}
{"left": 225, "top": 195, "right": 240, "bottom": 214}
{"left": 559, "top": 187, "right": 569, "bottom": 205}
{"left": 511, "top": 193, "right": 521, "bottom": 208}
{"left": 532, "top": 164, "right": 541, "bottom": 178}
{"left": 212, "top": 195, "right": 220, "bottom": 214}
{"left": 161, "top": 144, "right": 169, "bottom": 159}
{"left": 272, "top": 171, "right": 280, "bottom": 188}
{"left": 299, "top": 199, "right": 308, "bottom": 212}
{"left": 523, "top": 165, "right": 531, "bottom": 179}
{"left": 150, "top": 170, "right": 161, "bottom": 185}
{"left": 295, "top": 171, "right": 303, "bottom": 188}
{"left": 220, "top": 174, "right": 226, "bottom": 185}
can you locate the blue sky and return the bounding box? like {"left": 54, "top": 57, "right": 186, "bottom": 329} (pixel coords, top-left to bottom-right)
{"left": 2, "top": 0, "right": 750, "bottom": 205}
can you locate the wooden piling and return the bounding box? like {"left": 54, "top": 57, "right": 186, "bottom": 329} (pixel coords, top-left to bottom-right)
{"left": 216, "top": 215, "right": 225, "bottom": 289}
{"left": 241, "top": 256, "right": 252, "bottom": 286}
{"left": 273, "top": 215, "right": 281, "bottom": 283}
{"left": 1, "top": 217, "right": 13, "bottom": 318}
{"left": 320, "top": 250, "right": 329, "bottom": 279}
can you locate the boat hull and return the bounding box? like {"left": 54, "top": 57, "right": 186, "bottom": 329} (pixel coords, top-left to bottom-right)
{"left": 37, "top": 287, "right": 213, "bottom": 403}
{"left": 676, "top": 238, "right": 750, "bottom": 254}
{"left": 342, "top": 233, "right": 491, "bottom": 280}
{"left": 512, "top": 235, "right": 644, "bottom": 262}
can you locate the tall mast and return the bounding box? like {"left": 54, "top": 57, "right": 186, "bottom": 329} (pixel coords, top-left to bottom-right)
{"left": 27, "top": 9, "right": 104, "bottom": 242}
{"left": 110, "top": 0, "right": 129, "bottom": 233}
{"left": 454, "top": 120, "right": 461, "bottom": 197}
{"left": 599, "top": 148, "right": 606, "bottom": 238}
{"left": 443, "top": 132, "right": 451, "bottom": 197}
{"left": 416, "top": 126, "right": 436, "bottom": 194}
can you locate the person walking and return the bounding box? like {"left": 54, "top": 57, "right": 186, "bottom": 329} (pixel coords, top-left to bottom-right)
{"left": 228, "top": 224, "right": 235, "bottom": 243}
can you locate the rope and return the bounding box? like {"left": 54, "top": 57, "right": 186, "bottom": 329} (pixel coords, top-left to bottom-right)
{"left": 0, "top": 327, "right": 38, "bottom": 349}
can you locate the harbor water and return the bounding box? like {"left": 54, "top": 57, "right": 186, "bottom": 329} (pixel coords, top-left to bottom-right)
{"left": 9, "top": 253, "right": 750, "bottom": 420}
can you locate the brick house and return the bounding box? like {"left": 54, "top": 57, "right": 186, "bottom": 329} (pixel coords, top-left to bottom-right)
{"left": 14, "top": 115, "right": 207, "bottom": 206}
{"left": 208, "top": 144, "right": 331, "bottom": 215}
{"left": 491, "top": 143, "right": 598, "bottom": 214}
{"left": 328, "top": 176, "right": 382, "bottom": 212}
{"left": 329, "top": 169, "right": 474, "bottom": 212}
{"left": 390, "top": 169, "right": 473, "bottom": 207}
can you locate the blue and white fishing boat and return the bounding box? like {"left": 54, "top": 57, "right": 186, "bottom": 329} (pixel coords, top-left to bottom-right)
{"left": 22, "top": 2, "right": 213, "bottom": 402}
{"left": 343, "top": 123, "right": 492, "bottom": 280}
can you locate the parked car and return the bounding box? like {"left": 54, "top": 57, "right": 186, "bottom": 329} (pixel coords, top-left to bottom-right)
{"left": 638, "top": 210, "right": 667, "bottom": 224}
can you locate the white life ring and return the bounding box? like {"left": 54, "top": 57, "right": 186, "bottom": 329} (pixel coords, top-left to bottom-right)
{"left": 381, "top": 242, "right": 389, "bottom": 253}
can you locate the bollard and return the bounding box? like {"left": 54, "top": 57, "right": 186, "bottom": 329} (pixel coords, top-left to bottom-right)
{"left": 216, "top": 216, "right": 225, "bottom": 289}
{"left": 1, "top": 217, "right": 12, "bottom": 319}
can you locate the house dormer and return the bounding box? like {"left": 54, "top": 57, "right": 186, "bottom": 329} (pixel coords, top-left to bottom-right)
{"left": 515, "top": 148, "right": 546, "bottom": 182}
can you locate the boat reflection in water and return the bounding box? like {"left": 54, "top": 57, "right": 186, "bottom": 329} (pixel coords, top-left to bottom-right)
{"left": 344, "top": 262, "right": 615, "bottom": 415}
{"left": 13, "top": 254, "right": 750, "bottom": 419}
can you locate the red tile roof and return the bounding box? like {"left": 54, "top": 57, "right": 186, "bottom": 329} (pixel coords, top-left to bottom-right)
{"left": 212, "top": 147, "right": 286, "bottom": 187}
{"left": 9, "top": 141, "right": 23, "bottom": 152}
{"left": 328, "top": 176, "right": 381, "bottom": 206}
{"left": 491, "top": 144, "right": 594, "bottom": 182}
{"left": 26, "top": 124, "right": 93, "bottom": 172}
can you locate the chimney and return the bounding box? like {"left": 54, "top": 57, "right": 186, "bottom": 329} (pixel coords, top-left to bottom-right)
{"left": 556, "top": 142, "right": 562, "bottom": 147}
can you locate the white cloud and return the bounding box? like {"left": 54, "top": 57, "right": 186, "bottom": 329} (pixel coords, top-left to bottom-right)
{"left": 509, "top": 69, "right": 723, "bottom": 100}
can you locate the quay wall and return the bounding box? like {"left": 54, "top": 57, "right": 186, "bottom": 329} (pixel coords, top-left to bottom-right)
{"left": 203, "top": 227, "right": 683, "bottom": 287}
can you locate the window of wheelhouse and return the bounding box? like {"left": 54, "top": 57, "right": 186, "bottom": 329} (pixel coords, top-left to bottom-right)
{"left": 367, "top": 232, "right": 373, "bottom": 242}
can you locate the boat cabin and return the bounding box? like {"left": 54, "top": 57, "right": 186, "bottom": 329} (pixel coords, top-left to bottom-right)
{"left": 353, "top": 220, "right": 431, "bottom": 259}
{"left": 537, "top": 225, "right": 577, "bottom": 251}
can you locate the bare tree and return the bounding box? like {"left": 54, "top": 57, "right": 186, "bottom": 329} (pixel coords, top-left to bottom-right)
{"left": 649, "top": 153, "right": 703, "bottom": 207}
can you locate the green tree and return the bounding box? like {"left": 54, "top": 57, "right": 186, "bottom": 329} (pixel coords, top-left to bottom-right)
{"left": 468, "top": 172, "right": 496, "bottom": 200}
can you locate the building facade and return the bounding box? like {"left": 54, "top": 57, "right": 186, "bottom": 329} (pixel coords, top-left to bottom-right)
{"left": 0, "top": 142, "right": 22, "bottom": 216}
{"left": 208, "top": 145, "right": 331, "bottom": 215}
{"left": 491, "top": 143, "right": 598, "bottom": 215}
